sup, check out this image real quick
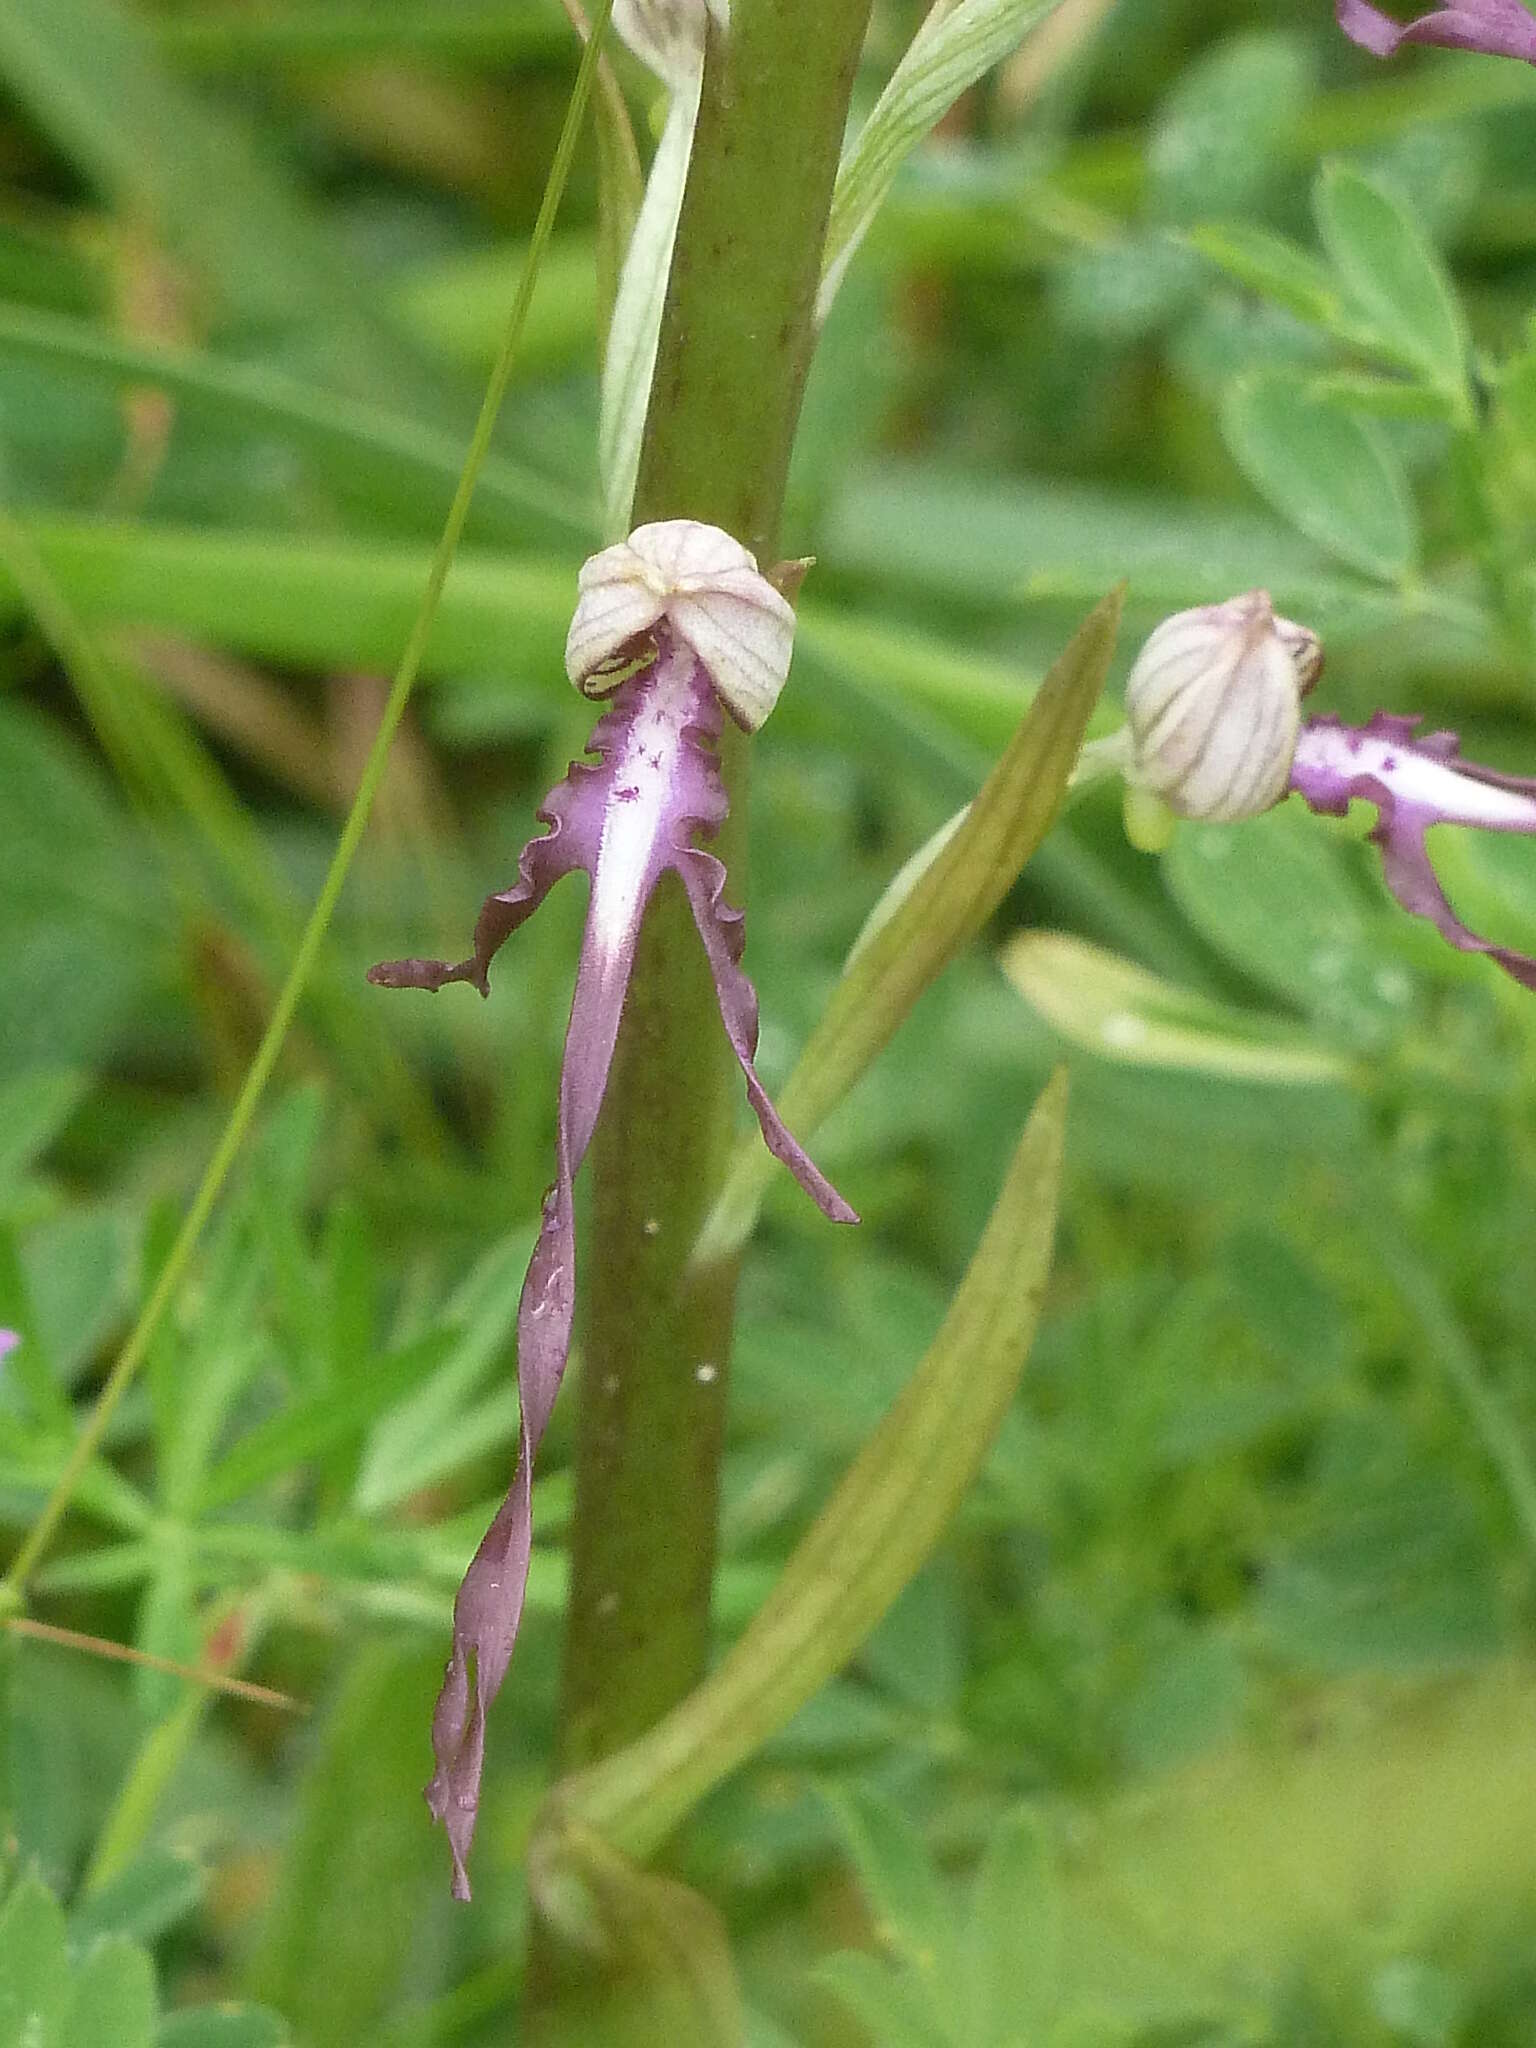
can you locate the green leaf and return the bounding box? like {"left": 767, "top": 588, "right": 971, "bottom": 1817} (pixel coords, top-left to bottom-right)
{"left": 131, "top": 1542, "right": 199, "bottom": 1722}
{"left": 1163, "top": 805, "right": 1418, "bottom": 1050}
{"left": 62, "top": 1938, "right": 156, "bottom": 2048}
{"left": 1252, "top": 1442, "right": 1504, "bottom": 1671}
{"left": 0, "top": 704, "right": 162, "bottom": 1081}
{"left": 1313, "top": 162, "right": 1470, "bottom": 411}
{"left": 242, "top": 1643, "right": 445, "bottom": 2041}
{"left": 554, "top": 1069, "right": 1069, "bottom": 1861}
{"left": 820, "top": 0, "right": 1066, "bottom": 319}
{"left": 814, "top": 1952, "right": 953, "bottom": 2048}
{"left": 572, "top": 8, "right": 644, "bottom": 363}
{"left": 153, "top": 1, "right": 569, "bottom": 65}
{"left": 194, "top": 1328, "right": 456, "bottom": 1513}
{"left": 1000, "top": 931, "right": 1354, "bottom": 1086}
{"left": 0, "top": 0, "right": 424, "bottom": 404}
{"left": 1049, "top": 231, "right": 1203, "bottom": 346}
{"left": 535, "top": 1831, "right": 746, "bottom": 2048}
{"left": 967, "top": 1810, "right": 1061, "bottom": 2047}
{"left": 0, "top": 522, "right": 577, "bottom": 683}
{"left": 822, "top": 461, "right": 1403, "bottom": 632}
{"left": 1221, "top": 369, "right": 1418, "bottom": 582}
{"left": 392, "top": 234, "right": 601, "bottom": 384}
{"left": 697, "top": 591, "right": 1117, "bottom": 1264}
{"left": 0, "top": 303, "right": 587, "bottom": 544}
{"left": 0, "top": 1070, "right": 86, "bottom": 1205}
{"left": 156, "top": 2013, "right": 286, "bottom": 2048}
{"left": 70, "top": 1851, "right": 203, "bottom": 1949}
{"left": 354, "top": 1229, "right": 534, "bottom": 1512}
{"left": 1146, "top": 32, "right": 1313, "bottom": 226}
{"left": 829, "top": 1790, "right": 955, "bottom": 1975}
{"left": 1185, "top": 221, "right": 1346, "bottom": 331}
{"left": 1371, "top": 1958, "right": 1464, "bottom": 2048}
{"left": 0, "top": 1876, "right": 70, "bottom": 2047}
{"left": 0, "top": 1233, "right": 71, "bottom": 1431}
{"left": 1303, "top": 370, "right": 1460, "bottom": 423}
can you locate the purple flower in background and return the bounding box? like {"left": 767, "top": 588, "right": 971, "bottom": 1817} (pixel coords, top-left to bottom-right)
{"left": 0, "top": 1330, "right": 17, "bottom": 1364}
{"left": 1124, "top": 594, "right": 1536, "bottom": 992}
{"left": 1336, "top": 0, "right": 1536, "bottom": 62}
{"left": 370, "top": 521, "right": 855, "bottom": 1898}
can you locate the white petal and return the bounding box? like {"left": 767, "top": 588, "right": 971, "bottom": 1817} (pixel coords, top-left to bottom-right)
{"left": 567, "top": 519, "right": 797, "bottom": 726}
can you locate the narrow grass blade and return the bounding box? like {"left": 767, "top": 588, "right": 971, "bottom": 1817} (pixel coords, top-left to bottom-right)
{"left": 0, "top": 302, "right": 592, "bottom": 543}
{"left": 820, "top": 0, "right": 1066, "bottom": 321}
{"left": 0, "top": 0, "right": 423, "bottom": 401}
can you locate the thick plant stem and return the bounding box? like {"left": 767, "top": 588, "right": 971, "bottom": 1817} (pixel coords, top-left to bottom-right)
{"left": 530, "top": 0, "right": 871, "bottom": 2021}
{"left": 556, "top": 0, "right": 872, "bottom": 1777}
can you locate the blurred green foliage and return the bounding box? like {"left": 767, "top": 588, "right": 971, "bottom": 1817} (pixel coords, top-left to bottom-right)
{"left": 1, "top": 1, "right": 1536, "bottom": 2043}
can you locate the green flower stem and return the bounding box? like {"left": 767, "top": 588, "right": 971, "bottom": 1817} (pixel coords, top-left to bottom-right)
{"left": 0, "top": 7, "right": 612, "bottom": 1617}
{"left": 552, "top": 0, "right": 875, "bottom": 1782}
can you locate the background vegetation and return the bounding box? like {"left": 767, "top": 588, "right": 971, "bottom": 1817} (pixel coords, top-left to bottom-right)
{"left": 2, "top": 1, "right": 1536, "bottom": 2042}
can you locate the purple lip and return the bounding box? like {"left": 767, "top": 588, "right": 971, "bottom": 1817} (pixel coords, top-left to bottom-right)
{"left": 1290, "top": 711, "right": 1536, "bottom": 992}
{"left": 370, "top": 620, "right": 854, "bottom": 1897}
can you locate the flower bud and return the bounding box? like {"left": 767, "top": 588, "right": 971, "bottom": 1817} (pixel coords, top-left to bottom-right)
{"left": 1124, "top": 590, "right": 1322, "bottom": 823}
{"left": 565, "top": 518, "right": 796, "bottom": 732}
{"left": 612, "top": 0, "right": 727, "bottom": 89}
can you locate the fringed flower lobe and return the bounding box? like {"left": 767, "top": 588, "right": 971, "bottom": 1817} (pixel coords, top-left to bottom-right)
{"left": 1290, "top": 713, "right": 1536, "bottom": 991}
{"left": 369, "top": 522, "right": 852, "bottom": 1898}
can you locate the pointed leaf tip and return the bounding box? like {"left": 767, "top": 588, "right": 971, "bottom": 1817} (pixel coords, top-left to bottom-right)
{"left": 555, "top": 1069, "right": 1069, "bottom": 1864}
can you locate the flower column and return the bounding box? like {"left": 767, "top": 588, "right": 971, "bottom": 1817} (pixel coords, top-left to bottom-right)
{"left": 559, "top": 0, "right": 875, "bottom": 1779}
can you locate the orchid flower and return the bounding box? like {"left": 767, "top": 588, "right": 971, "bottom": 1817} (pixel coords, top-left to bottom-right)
{"left": 1335, "top": 0, "right": 1536, "bottom": 63}
{"left": 370, "top": 520, "right": 855, "bottom": 1897}
{"left": 1122, "top": 591, "right": 1536, "bottom": 991}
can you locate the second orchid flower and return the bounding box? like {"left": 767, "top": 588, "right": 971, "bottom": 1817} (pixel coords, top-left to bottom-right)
{"left": 1122, "top": 591, "right": 1536, "bottom": 992}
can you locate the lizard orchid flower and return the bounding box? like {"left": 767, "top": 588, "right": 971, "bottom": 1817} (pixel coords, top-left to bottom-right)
{"left": 1124, "top": 593, "right": 1536, "bottom": 992}
{"left": 370, "top": 520, "right": 855, "bottom": 1897}
{"left": 1336, "top": 0, "right": 1536, "bottom": 62}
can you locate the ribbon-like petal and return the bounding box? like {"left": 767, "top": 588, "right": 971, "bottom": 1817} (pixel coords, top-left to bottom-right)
{"left": 370, "top": 624, "right": 852, "bottom": 1895}
{"left": 1290, "top": 712, "right": 1536, "bottom": 991}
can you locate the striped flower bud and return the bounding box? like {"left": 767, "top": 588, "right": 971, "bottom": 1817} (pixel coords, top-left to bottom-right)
{"left": 1124, "top": 591, "right": 1322, "bottom": 823}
